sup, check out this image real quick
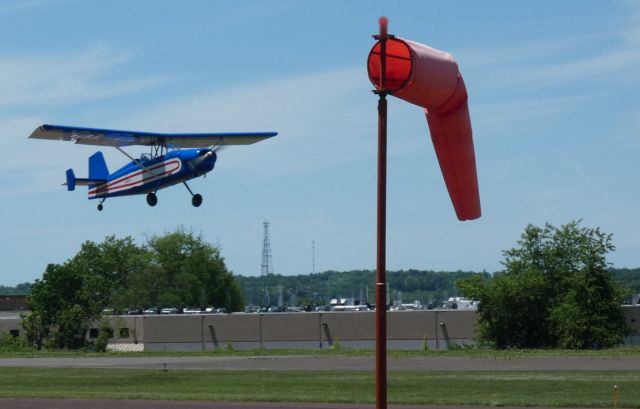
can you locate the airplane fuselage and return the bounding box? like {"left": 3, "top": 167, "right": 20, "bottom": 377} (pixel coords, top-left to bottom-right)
{"left": 89, "top": 148, "right": 216, "bottom": 200}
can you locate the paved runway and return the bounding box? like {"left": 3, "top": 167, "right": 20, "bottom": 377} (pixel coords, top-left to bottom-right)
{"left": 0, "top": 354, "right": 638, "bottom": 371}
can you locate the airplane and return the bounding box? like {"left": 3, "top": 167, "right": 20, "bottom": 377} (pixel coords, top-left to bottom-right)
{"left": 29, "top": 124, "right": 277, "bottom": 211}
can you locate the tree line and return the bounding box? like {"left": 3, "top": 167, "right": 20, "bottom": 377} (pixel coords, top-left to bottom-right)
{"left": 236, "top": 269, "right": 488, "bottom": 308}
{"left": 0, "top": 282, "right": 32, "bottom": 295}
{"left": 5, "top": 265, "right": 639, "bottom": 309}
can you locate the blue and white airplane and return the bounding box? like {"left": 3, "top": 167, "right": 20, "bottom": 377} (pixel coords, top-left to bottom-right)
{"left": 30, "top": 124, "right": 276, "bottom": 211}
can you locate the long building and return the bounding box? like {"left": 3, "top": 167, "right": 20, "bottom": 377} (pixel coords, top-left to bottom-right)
{"left": 2, "top": 307, "right": 639, "bottom": 351}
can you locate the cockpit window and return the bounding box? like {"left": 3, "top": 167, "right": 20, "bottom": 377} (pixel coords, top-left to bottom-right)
{"left": 140, "top": 153, "right": 151, "bottom": 161}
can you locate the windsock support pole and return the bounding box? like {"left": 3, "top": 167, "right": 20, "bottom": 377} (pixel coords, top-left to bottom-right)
{"left": 373, "top": 16, "right": 389, "bottom": 409}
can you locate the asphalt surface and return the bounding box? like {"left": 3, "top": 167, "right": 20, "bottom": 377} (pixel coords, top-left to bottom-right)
{"left": 0, "top": 354, "right": 638, "bottom": 371}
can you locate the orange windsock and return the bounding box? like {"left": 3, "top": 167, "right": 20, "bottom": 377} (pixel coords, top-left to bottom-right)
{"left": 367, "top": 37, "right": 481, "bottom": 221}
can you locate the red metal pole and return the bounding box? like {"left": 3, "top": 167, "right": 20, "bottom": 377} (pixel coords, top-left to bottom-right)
{"left": 375, "top": 92, "right": 388, "bottom": 409}
{"left": 375, "top": 16, "right": 389, "bottom": 409}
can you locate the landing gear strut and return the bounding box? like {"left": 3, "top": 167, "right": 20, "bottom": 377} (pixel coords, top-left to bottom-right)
{"left": 183, "top": 182, "right": 202, "bottom": 207}
{"left": 146, "top": 192, "right": 158, "bottom": 207}
{"left": 97, "top": 199, "right": 105, "bottom": 211}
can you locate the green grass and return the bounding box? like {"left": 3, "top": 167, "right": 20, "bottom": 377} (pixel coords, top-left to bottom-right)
{"left": 0, "top": 368, "right": 638, "bottom": 407}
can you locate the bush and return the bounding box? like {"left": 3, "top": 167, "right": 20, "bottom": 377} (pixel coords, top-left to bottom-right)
{"left": 93, "top": 319, "right": 112, "bottom": 353}
{"left": 0, "top": 331, "right": 34, "bottom": 353}
{"left": 459, "top": 221, "right": 629, "bottom": 349}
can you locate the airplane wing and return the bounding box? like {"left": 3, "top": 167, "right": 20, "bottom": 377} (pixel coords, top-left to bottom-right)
{"left": 29, "top": 124, "right": 277, "bottom": 148}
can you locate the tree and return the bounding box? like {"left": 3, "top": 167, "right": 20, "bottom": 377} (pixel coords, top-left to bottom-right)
{"left": 138, "top": 229, "right": 244, "bottom": 310}
{"left": 23, "top": 263, "right": 94, "bottom": 349}
{"left": 71, "top": 236, "right": 147, "bottom": 311}
{"left": 23, "top": 230, "right": 242, "bottom": 350}
{"left": 458, "top": 221, "right": 629, "bottom": 349}
{"left": 23, "top": 237, "right": 144, "bottom": 349}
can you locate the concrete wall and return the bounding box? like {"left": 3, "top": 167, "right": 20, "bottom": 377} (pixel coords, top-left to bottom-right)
{"left": 141, "top": 310, "right": 477, "bottom": 351}
{"left": 0, "top": 314, "right": 142, "bottom": 341}
{"left": 1, "top": 306, "right": 639, "bottom": 351}
{"left": 0, "top": 317, "right": 24, "bottom": 337}
{"left": 624, "top": 305, "right": 640, "bottom": 345}
{"left": 144, "top": 313, "right": 263, "bottom": 351}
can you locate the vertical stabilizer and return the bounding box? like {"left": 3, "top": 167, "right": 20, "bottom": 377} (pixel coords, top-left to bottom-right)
{"left": 88, "top": 151, "right": 109, "bottom": 180}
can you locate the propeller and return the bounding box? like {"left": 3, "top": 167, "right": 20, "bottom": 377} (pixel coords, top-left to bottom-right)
{"left": 189, "top": 146, "right": 220, "bottom": 170}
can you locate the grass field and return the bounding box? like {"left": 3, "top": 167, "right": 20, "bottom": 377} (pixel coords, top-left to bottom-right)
{"left": 0, "top": 368, "right": 638, "bottom": 407}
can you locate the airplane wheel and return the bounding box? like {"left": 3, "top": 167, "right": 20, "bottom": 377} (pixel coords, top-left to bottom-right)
{"left": 192, "top": 194, "right": 202, "bottom": 207}
{"left": 97, "top": 204, "right": 103, "bottom": 211}
{"left": 146, "top": 193, "right": 158, "bottom": 207}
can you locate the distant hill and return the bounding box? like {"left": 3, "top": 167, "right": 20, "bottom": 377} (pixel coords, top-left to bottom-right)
{"left": 236, "top": 267, "right": 640, "bottom": 307}
{"left": 235, "top": 269, "right": 489, "bottom": 307}
{"left": 0, "top": 282, "right": 32, "bottom": 295}
{"left": 612, "top": 267, "right": 640, "bottom": 292}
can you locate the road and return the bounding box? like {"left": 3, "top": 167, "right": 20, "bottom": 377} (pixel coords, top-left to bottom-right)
{"left": 0, "top": 354, "right": 638, "bottom": 371}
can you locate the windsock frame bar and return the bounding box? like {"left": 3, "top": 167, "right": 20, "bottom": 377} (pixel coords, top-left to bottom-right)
{"left": 368, "top": 38, "right": 413, "bottom": 94}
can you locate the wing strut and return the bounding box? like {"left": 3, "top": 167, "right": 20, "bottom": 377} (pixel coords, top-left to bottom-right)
{"left": 116, "top": 147, "right": 145, "bottom": 169}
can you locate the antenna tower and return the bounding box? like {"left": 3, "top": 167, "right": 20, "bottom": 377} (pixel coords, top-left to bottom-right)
{"left": 312, "top": 240, "right": 316, "bottom": 274}
{"left": 261, "top": 221, "right": 273, "bottom": 276}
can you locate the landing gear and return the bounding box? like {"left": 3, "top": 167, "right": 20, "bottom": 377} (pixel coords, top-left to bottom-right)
{"left": 183, "top": 182, "right": 203, "bottom": 207}
{"left": 146, "top": 192, "right": 158, "bottom": 207}
{"left": 97, "top": 199, "right": 105, "bottom": 211}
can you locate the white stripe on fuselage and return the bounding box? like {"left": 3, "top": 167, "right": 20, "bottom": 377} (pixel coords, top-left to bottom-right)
{"left": 88, "top": 158, "right": 182, "bottom": 198}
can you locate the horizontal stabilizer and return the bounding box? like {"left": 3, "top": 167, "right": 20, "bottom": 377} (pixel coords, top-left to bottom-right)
{"left": 63, "top": 168, "right": 106, "bottom": 191}
{"left": 73, "top": 178, "right": 108, "bottom": 186}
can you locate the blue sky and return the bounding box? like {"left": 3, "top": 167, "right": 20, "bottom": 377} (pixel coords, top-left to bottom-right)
{"left": 1, "top": 0, "right": 639, "bottom": 285}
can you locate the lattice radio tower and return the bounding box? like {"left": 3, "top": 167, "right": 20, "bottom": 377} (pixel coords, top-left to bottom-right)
{"left": 261, "top": 221, "right": 273, "bottom": 276}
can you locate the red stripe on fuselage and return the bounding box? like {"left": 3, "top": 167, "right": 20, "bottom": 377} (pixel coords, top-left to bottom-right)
{"left": 89, "top": 159, "right": 181, "bottom": 196}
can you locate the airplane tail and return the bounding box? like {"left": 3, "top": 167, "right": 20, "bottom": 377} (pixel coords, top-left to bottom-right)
{"left": 65, "top": 168, "right": 77, "bottom": 191}
{"left": 88, "top": 151, "right": 109, "bottom": 180}
{"left": 64, "top": 151, "right": 109, "bottom": 192}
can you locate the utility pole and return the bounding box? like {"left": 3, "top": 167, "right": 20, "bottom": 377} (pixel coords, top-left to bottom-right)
{"left": 261, "top": 221, "right": 273, "bottom": 308}
{"left": 261, "top": 221, "right": 273, "bottom": 276}
{"left": 312, "top": 240, "right": 316, "bottom": 274}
